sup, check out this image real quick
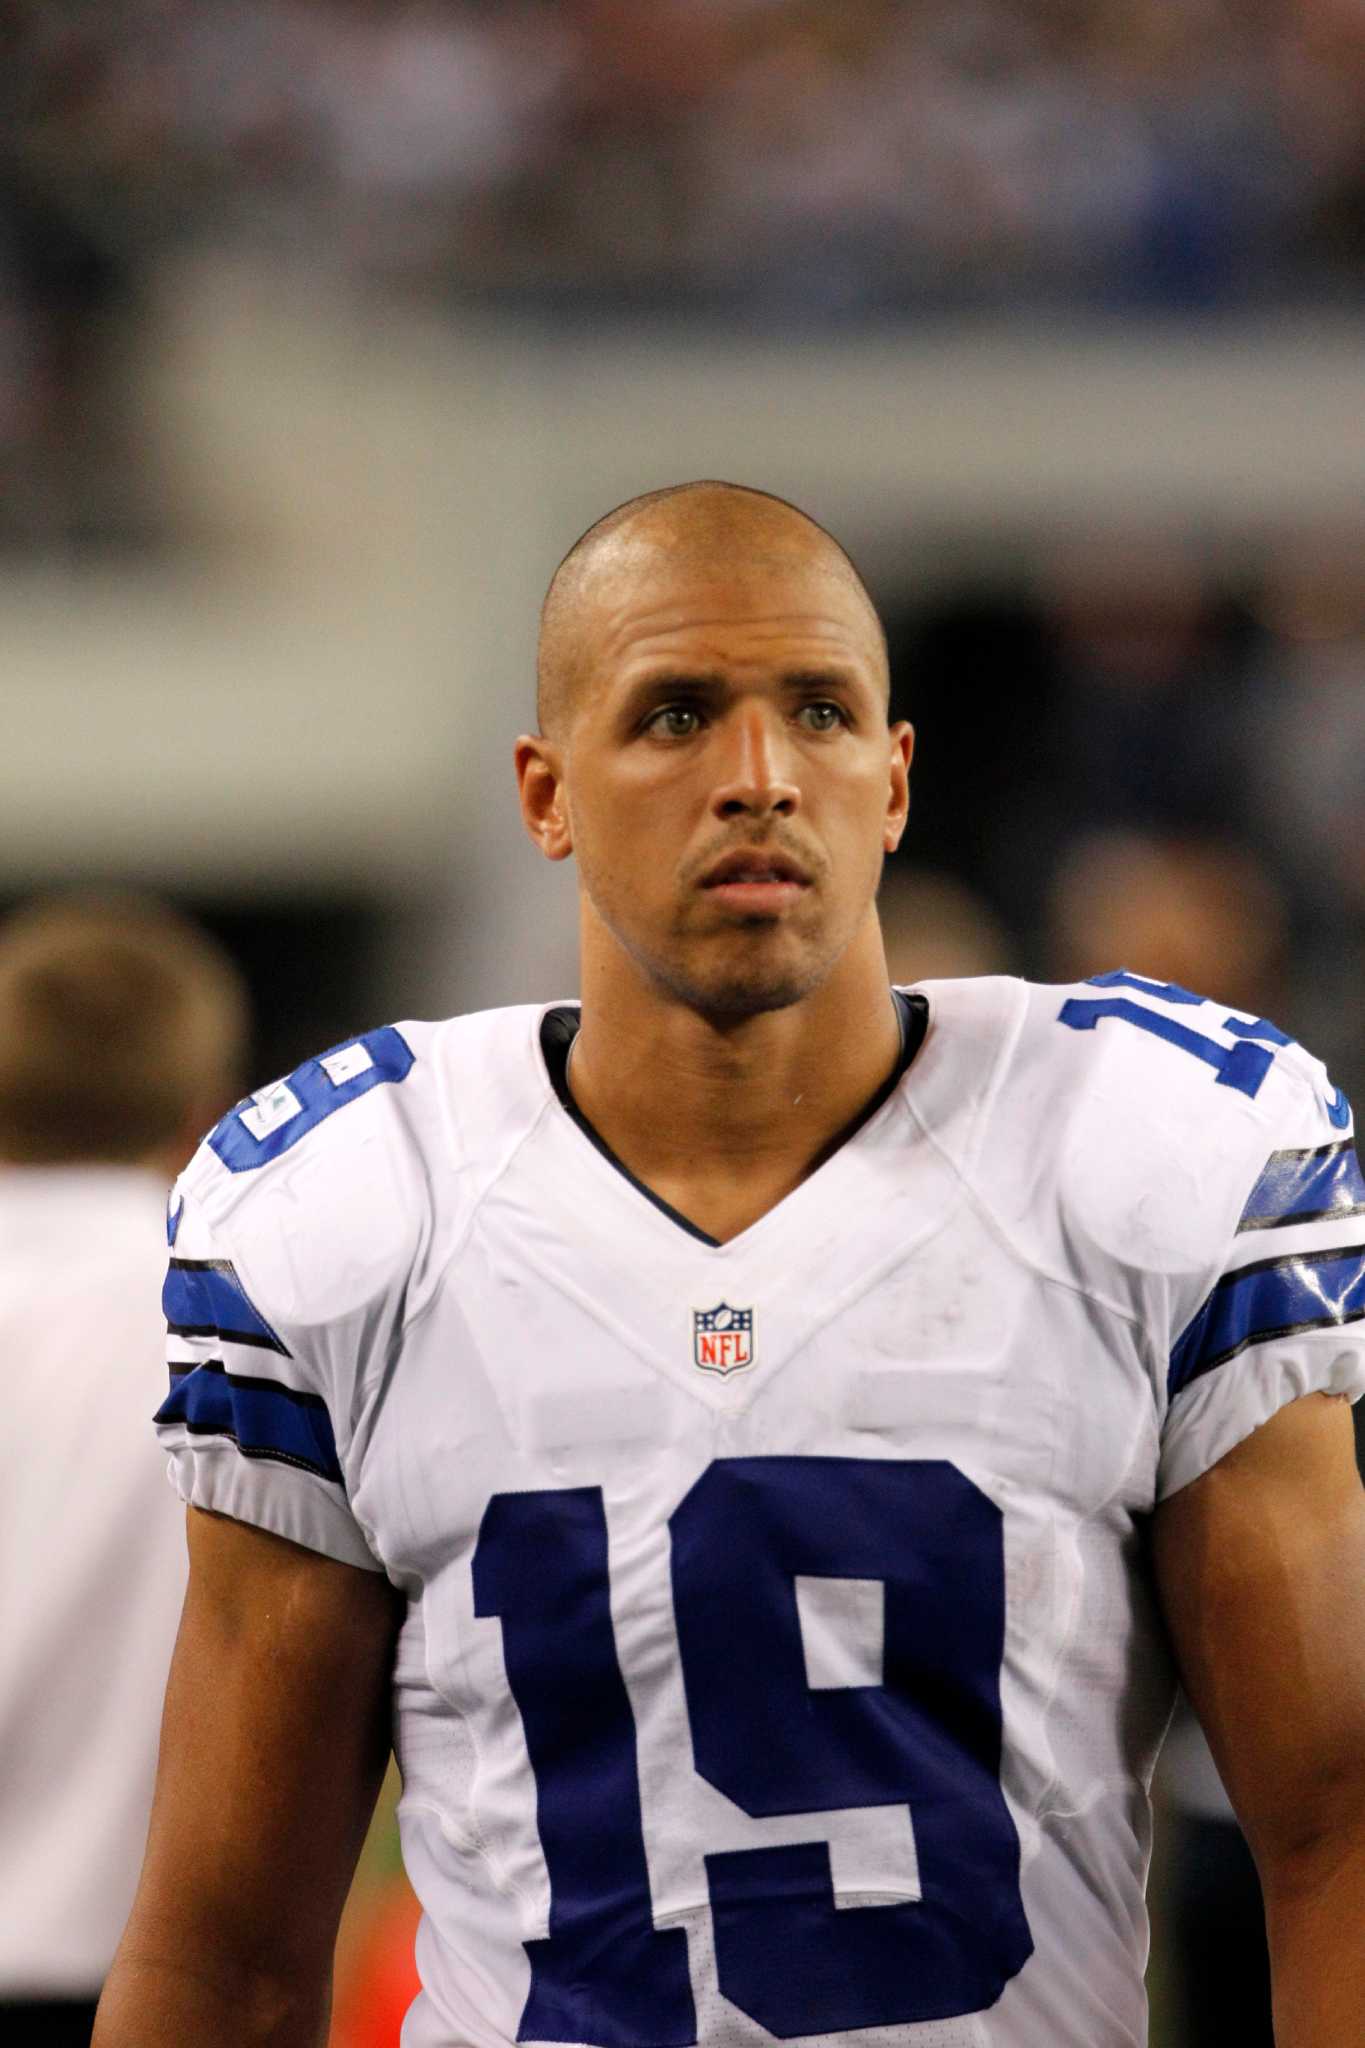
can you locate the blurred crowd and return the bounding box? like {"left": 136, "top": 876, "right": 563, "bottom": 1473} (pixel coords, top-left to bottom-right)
{"left": 6, "top": 0, "right": 1365, "bottom": 307}
{"left": 878, "top": 525, "right": 1365, "bottom": 1113}
{"left": 4, "top": 0, "right": 1365, "bottom": 543}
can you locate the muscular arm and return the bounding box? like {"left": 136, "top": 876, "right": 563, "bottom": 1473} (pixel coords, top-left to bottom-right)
{"left": 93, "top": 1506, "right": 403, "bottom": 2048}
{"left": 1153, "top": 1391, "right": 1365, "bottom": 2048}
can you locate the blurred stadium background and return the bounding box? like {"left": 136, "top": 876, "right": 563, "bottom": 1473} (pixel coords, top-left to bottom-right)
{"left": 3, "top": 3, "right": 1362, "bottom": 2043}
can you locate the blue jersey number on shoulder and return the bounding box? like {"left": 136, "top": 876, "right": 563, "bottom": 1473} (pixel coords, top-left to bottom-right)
{"left": 473, "top": 1456, "right": 1032, "bottom": 2045}
{"left": 1059, "top": 970, "right": 1284, "bottom": 1100}
{"left": 208, "top": 1026, "right": 415, "bottom": 1173}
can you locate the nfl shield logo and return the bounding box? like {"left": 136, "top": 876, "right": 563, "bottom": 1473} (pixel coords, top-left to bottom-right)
{"left": 693, "top": 1302, "right": 755, "bottom": 1376}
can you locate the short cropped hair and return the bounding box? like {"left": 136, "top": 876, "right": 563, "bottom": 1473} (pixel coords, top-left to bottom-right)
{"left": 0, "top": 895, "right": 249, "bottom": 1165}
{"left": 537, "top": 480, "right": 888, "bottom": 737}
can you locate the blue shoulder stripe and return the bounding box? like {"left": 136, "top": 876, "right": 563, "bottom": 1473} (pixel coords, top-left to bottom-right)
{"left": 155, "top": 1363, "right": 341, "bottom": 1484}
{"left": 209, "top": 1025, "right": 414, "bottom": 1174}
{"left": 1169, "top": 1241, "right": 1365, "bottom": 1399}
{"left": 163, "top": 1259, "right": 290, "bottom": 1356}
{"left": 1238, "top": 1141, "right": 1365, "bottom": 1233}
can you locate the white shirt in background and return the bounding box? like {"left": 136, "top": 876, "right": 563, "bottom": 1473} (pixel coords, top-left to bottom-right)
{"left": 0, "top": 1166, "right": 186, "bottom": 1997}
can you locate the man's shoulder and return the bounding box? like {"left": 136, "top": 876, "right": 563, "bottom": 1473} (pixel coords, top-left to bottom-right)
{"left": 185, "top": 1004, "right": 551, "bottom": 1185}
{"left": 173, "top": 1003, "right": 556, "bottom": 1327}
{"left": 915, "top": 969, "right": 1351, "bottom": 1288}
{"left": 1008, "top": 969, "right": 1344, "bottom": 1149}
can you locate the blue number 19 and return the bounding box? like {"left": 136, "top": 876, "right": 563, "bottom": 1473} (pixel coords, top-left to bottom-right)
{"left": 473, "top": 1457, "right": 1033, "bottom": 2045}
{"left": 1059, "top": 970, "right": 1287, "bottom": 1099}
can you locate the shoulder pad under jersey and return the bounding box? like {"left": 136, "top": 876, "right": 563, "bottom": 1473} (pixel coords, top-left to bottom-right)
{"left": 1007, "top": 970, "right": 1352, "bottom": 1296}
{"left": 176, "top": 1021, "right": 440, "bottom": 1332}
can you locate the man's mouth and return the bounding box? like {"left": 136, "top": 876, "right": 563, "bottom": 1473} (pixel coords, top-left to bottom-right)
{"left": 699, "top": 849, "right": 812, "bottom": 910}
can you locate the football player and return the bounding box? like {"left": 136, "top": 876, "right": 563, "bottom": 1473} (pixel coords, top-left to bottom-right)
{"left": 96, "top": 484, "right": 1365, "bottom": 2048}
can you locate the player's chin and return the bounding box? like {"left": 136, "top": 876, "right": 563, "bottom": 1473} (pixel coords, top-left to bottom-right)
{"left": 665, "top": 949, "right": 823, "bottom": 1021}
{"left": 689, "top": 978, "right": 812, "bottom": 1021}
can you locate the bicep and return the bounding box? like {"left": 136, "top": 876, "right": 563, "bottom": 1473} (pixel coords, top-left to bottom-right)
{"left": 1153, "top": 1391, "right": 1365, "bottom": 1874}
{"left": 123, "top": 1505, "right": 403, "bottom": 1987}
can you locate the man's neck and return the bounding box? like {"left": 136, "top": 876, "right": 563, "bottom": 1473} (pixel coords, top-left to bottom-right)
{"left": 567, "top": 932, "right": 906, "bottom": 1244}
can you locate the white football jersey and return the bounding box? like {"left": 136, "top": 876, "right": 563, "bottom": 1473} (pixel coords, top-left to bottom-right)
{"left": 155, "top": 973, "right": 1365, "bottom": 2048}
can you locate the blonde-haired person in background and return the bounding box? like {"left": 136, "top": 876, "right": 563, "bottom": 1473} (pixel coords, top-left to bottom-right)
{"left": 0, "top": 895, "right": 248, "bottom": 2048}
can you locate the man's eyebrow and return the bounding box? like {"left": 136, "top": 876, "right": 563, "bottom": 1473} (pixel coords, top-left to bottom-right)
{"left": 778, "top": 667, "right": 865, "bottom": 693}
{"left": 624, "top": 666, "right": 864, "bottom": 699}
{"left": 619, "top": 671, "right": 729, "bottom": 707}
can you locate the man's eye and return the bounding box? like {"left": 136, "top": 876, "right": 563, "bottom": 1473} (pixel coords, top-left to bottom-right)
{"left": 647, "top": 705, "right": 702, "bottom": 738}
{"left": 798, "top": 702, "right": 845, "bottom": 732}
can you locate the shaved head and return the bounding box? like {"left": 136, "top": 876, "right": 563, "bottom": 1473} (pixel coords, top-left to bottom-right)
{"left": 537, "top": 481, "right": 888, "bottom": 738}
{"left": 516, "top": 478, "right": 913, "bottom": 1028}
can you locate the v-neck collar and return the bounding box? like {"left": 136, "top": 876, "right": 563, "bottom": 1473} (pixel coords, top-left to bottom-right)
{"left": 538, "top": 990, "right": 929, "bottom": 1250}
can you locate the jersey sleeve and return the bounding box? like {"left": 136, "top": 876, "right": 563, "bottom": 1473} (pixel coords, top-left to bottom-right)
{"left": 1158, "top": 1066, "right": 1365, "bottom": 1499}
{"left": 153, "top": 1025, "right": 430, "bottom": 1574}
{"left": 154, "top": 1183, "right": 383, "bottom": 1571}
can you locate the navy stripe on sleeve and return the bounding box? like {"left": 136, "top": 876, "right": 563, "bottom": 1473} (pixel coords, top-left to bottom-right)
{"left": 162, "top": 1258, "right": 290, "bottom": 1356}
{"left": 155, "top": 1362, "right": 341, "bottom": 1483}
{"left": 1237, "top": 1141, "right": 1365, "bottom": 1232}
{"left": 1169, "top": 1241, "right": 1365, "bottom": 1399}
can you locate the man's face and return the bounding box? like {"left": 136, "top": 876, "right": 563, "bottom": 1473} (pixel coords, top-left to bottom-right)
{"left": 550, "top": 546, "right": 912, "bottom": 1019}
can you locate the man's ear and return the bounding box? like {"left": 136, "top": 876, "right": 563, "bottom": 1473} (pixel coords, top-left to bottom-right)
{"left": 514, "top": 734, "right": 574, "bottom": 862}
{"left": 883, "top": 722, "right": 914, "bottom": 853}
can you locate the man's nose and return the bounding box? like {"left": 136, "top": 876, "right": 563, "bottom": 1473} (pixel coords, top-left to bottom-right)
{"left": 710, "top": 705, "right": 801, "bottom": 820}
